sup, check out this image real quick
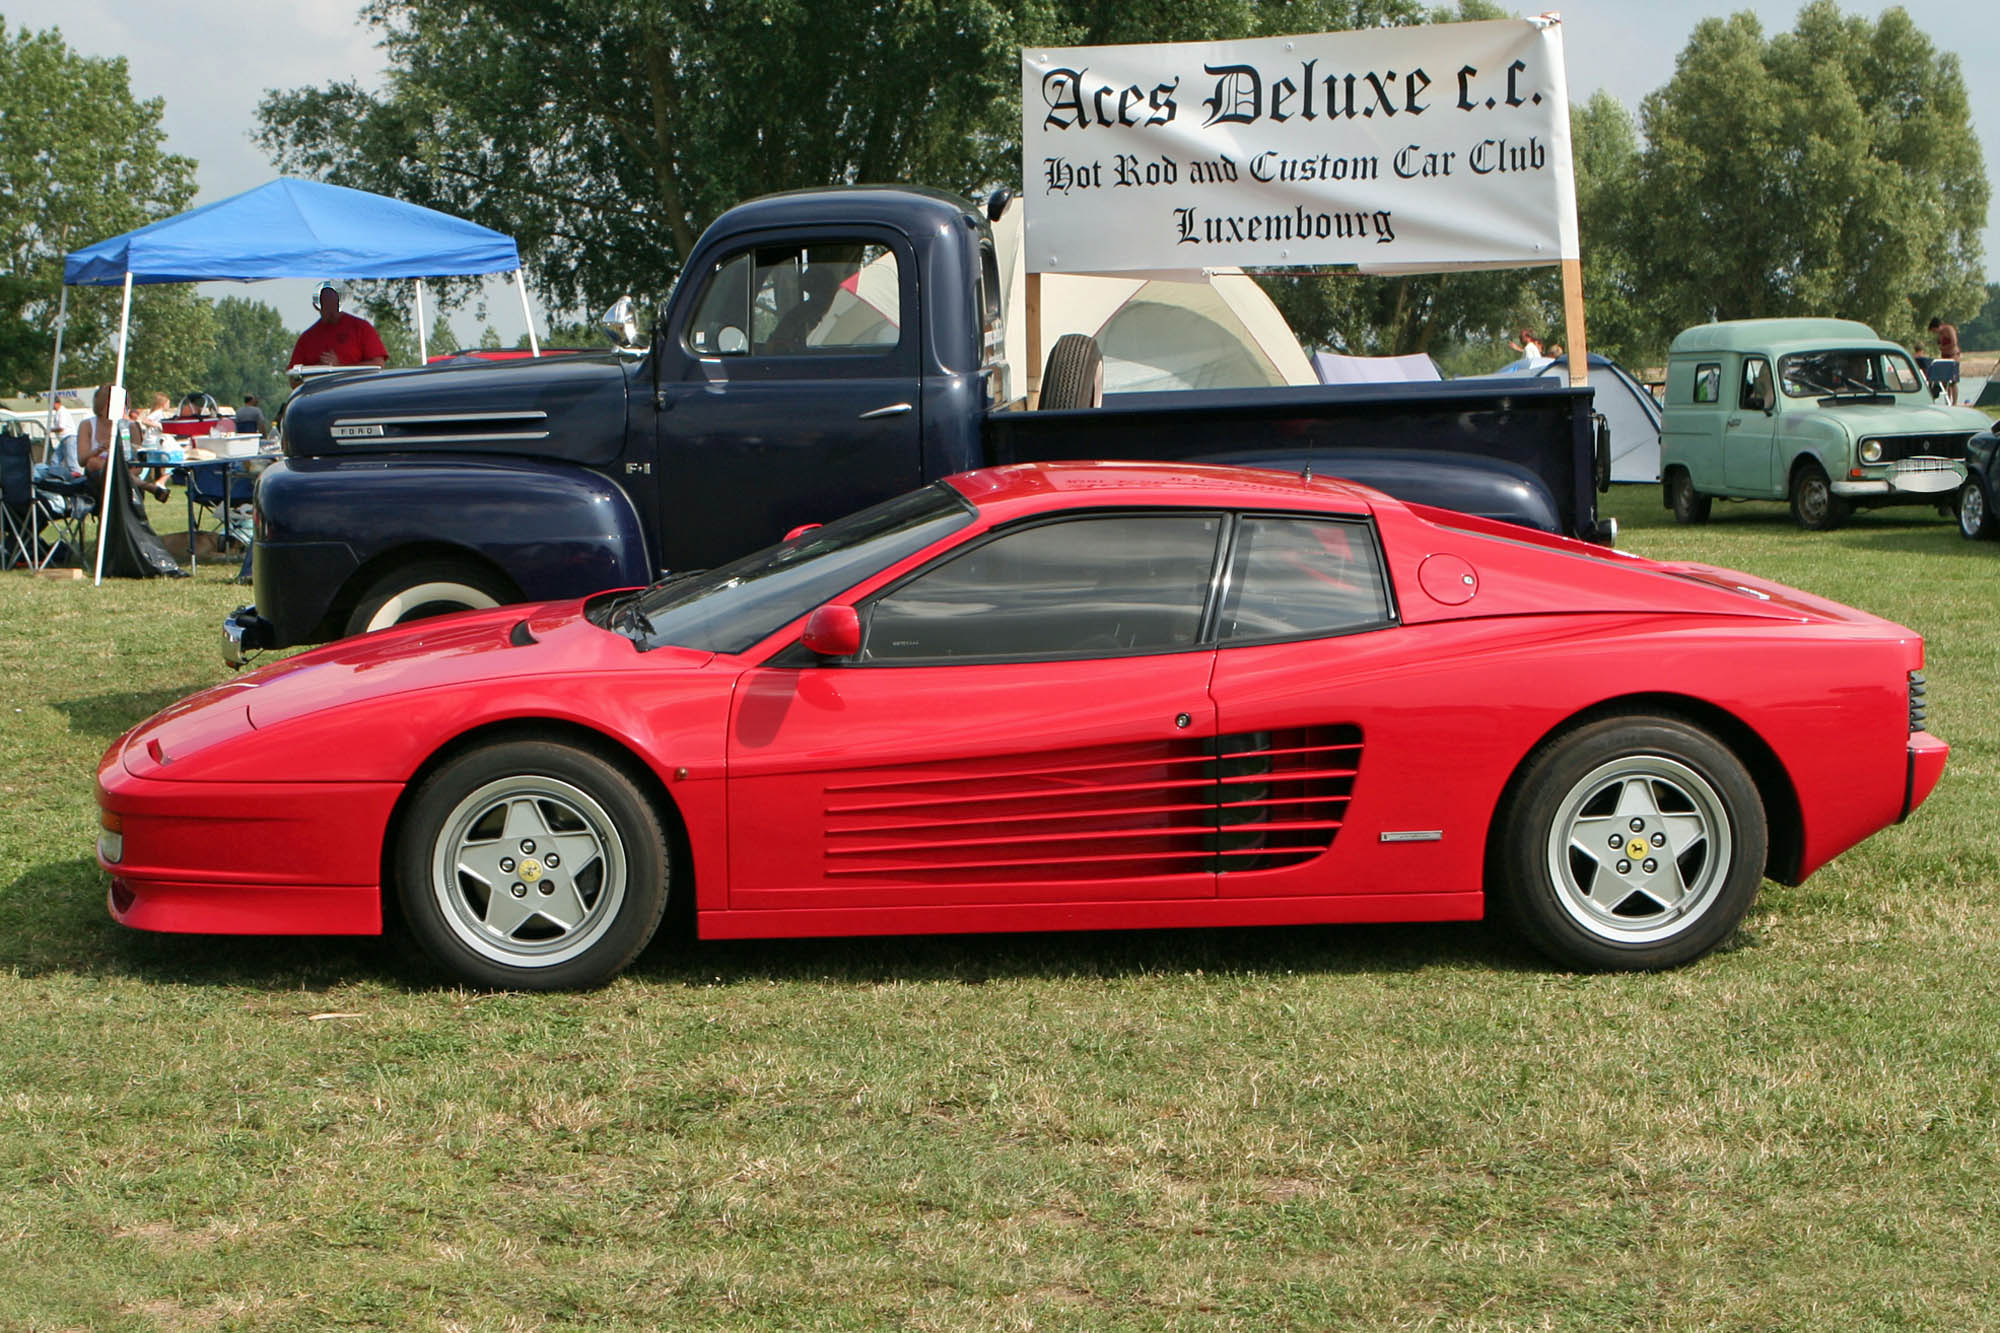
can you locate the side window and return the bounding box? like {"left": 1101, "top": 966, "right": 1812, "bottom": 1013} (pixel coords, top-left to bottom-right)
{"left": 1692, "top": 363, "right": 1721, "bottom": 404}
{"left": 686, "top": 242, "right": 901, "bottom": 356}
{"left": 1738, "top": 357, "right": 1773, "bottom": 411}
{"left": 1217, "top": 517, "right": 1392, "bottom": 642}
{"left": 864, "top": 514, "right": 1221, "bottom": 662}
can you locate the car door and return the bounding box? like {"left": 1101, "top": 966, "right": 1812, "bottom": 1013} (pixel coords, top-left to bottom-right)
{"left": 655, "top": 230, "right": 924, "bottom": 573}
{"left": 1722, "top": 355, "right": 1780, "bottom": 493}
{"left": 725, "top": 511, "right": 1226, "bottom": 913}
{"left": 1201, "top": 513, "right": 1473, "bottom": 900}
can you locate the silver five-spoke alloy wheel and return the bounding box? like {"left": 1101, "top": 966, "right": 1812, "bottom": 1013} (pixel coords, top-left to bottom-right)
{"left": 430, "top": 774, "right": 628, "bottom": 969}
{"left": 1543, "top": 755, "right": 1731, "bottom": 946}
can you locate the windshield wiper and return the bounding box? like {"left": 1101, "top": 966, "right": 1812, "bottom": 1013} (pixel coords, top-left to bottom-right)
{"left": 606, "top": 592, "right": 655, "bottom": 641}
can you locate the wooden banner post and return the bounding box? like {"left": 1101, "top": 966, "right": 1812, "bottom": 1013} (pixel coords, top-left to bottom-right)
{"left": 1562, "top": 257, "right": 1589, "bottom": 387}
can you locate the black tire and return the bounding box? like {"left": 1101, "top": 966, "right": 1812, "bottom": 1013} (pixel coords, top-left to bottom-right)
{"left": 1038, "top": 333, "right": 1104, "bottom": 410}
{"left": 1492, "top": 716, "right": 1767, "bottom": 971}
{"left": 1788, "top": 462, "right": 1847, "bottom": 531}
{"left": 395, "top": 739, "right": 669, "bottom": 989}
{"left": 1958, "top": 477, "right": 1997, "bottom": 540}
{"left": 1668, "top": 468, "right": 1711, "bottom": 525}
{"left": 345, "top": 559, "right": 516, "bottom": 637}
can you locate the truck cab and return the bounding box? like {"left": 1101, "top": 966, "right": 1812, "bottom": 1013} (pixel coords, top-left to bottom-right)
{"left": 1660, "top": 317, "right": 1984, "bottom": 530}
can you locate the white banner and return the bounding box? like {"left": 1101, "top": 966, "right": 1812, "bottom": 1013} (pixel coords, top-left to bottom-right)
{"left": 1020, "top": 19, "right": 1578, "bottom": 275}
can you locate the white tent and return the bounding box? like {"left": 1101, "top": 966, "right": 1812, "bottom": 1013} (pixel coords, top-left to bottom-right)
{"left": 1479, "top": 353, "right": 1662, "bottom": 483}
{"left": 990, "top": 200, "right": 1315, "bottom": 397}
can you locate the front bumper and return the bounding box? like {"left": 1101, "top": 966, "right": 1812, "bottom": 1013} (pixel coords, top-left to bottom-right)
{"left": 222, "top": 605, "right": 278, "bottom": 668}
{"left": 1832, "top": 459, "right": 1965, "bottom": 498}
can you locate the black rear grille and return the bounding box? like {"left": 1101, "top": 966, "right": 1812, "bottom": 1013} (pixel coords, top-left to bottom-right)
{"left": 1909, "top": 671, "right": 1928, "bottom": 732}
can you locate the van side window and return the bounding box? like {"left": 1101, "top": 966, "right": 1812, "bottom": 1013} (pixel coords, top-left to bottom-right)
{"left": 1692, "top": 363, "right": 1721, "bottom": 404}
{"left": 1738, "top": 357, "right": 1773, "bottom": 411}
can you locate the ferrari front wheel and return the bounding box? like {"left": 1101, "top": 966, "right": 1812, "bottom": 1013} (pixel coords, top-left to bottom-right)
{"left": 1494, "top": 716, "right": 1767, "bottom": 971}
{"left": 396, "top": 739, "right": 669, "bottom": 989}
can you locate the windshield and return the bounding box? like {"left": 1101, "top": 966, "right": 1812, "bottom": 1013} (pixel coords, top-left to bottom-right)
{"left": 604, "top": 483, "right": 975, "bottom": 654}
{"left": 1778, "top": 348, "right": 1923, "bottom": 398}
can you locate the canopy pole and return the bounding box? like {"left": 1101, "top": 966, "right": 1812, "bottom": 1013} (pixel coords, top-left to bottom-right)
{"left": 415, "top": 279, "right": 429, "bottom": 365}
{"left": 93, "top": 272, "right": 133, "bottom": 586}
{"left": 46, "top": 286, "right": 68, "bottom": 441}
{"left": 513, "top": 270, "right": 540, "bottom": 357}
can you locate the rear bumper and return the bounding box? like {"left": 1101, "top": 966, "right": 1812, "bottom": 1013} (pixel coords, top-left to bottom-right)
{"left": 1904, "top": 731, "right": 1949, "bottom": 821}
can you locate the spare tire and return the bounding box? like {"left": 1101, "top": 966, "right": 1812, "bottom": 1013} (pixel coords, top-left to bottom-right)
{"left": 1038, "top": 333, "right": 1104, "bottom": 410}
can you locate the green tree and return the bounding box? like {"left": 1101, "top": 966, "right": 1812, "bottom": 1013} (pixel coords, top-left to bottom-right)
{"left": 1631, "top": 3, "right": 1986, "bottom": 346}
{"left": 427, "top": 312, "right": 459, "bottom": 357}
{"left": 202, "top": 297, "right": 292, "bottom": 407}
{"left": 1958, "top": 283, "right": 2000, "bottom": 351}
{"left": 255, "top": 0, "right": 1509, "bottom": 326}
{"left": 0, "top": 21, "right": 200, "bottom": 393}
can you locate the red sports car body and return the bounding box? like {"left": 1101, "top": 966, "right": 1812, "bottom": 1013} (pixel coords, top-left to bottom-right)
{"left": 99, "top": 463, "right": 1947, "bottom": 987}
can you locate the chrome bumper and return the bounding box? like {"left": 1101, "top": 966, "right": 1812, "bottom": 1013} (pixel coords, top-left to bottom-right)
{"left": 222, "top": 605, "right": 276, "bottom": 669}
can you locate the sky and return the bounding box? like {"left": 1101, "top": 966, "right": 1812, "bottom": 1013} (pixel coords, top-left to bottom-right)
{"left": 6, "top": 0, "right": 1996, "bottom": 345}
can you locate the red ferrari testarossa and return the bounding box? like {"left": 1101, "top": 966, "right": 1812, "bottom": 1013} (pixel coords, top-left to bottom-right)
{"left": 99, "top": 463, "right": 1947, "bottom": 987}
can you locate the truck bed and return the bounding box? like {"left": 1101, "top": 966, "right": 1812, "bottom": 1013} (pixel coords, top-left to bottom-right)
{"left": 985, "top": 378, "right": 1606, "bottom": 541}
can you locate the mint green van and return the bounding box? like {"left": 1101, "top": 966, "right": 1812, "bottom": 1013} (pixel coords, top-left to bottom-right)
{"left": 1660, "top": 318, "right": 1984, "bottom": 529}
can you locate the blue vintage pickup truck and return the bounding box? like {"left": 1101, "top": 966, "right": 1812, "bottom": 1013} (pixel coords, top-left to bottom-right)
{"left": 226, "top": 186, "right": 1611, "bottom": 659}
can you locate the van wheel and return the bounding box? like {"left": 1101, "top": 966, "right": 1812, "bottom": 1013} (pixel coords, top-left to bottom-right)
{"left": 1788, "top": 463, "right": 1847, "bottom": 531}
{"left": 1959, "top": 478, "right": 1996, "bottom": 540}
{"left": 1038, "top": 333, "right": 1104, "bottom": 410}
{"left": 345, "top": 559, "right": 516, "bottom": 636}
{"left": 1668, "top": 469, "right": 1711, "bottom": 524}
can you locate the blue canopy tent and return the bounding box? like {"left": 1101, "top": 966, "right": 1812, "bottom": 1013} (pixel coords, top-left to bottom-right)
{"left": 53, "top": 178, "right": 535, "bottom": 582}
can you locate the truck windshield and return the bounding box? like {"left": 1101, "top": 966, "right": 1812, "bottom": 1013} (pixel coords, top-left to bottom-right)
{"left": 1778, "top": 349, "right": 1923, "bottom": 398}
{"left": 605, "top": 483, "right": 975, "bottom": 655}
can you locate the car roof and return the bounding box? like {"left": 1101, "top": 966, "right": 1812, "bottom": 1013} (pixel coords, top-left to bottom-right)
{"left": 1669, "top": 318, "right": 1892, "bottom": 357}
{"left": 944, "top": 461, "right": 1384, "bottom": 521}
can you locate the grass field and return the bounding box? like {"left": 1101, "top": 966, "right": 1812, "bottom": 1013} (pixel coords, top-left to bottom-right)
{"left": 2, "top": 484, "right": 1996, "bottom": 1330}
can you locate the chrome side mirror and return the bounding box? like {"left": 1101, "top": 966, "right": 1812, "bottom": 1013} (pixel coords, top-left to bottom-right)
{"left": 601, "top": 296, "right": 643, "bottom": 350}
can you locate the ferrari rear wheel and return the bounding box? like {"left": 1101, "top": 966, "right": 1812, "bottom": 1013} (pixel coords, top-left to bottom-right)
{"left": 1495, "top": 716, "right": 1766, "bottom": 971}
{"left": 396, "top": 739, "right": 669, "bottom": 989}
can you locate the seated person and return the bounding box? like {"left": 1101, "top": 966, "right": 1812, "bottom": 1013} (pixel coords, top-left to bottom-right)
{"left": 76, "top": 384, "right": 168, "bottom": 500}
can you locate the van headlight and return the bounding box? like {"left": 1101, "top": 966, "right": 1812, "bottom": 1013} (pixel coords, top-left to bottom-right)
{"left": 1859, "top": 438, "right": 1883, "bottom": 463}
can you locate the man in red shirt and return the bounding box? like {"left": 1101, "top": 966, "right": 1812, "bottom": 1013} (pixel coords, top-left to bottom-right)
{"left": 288, "top": 281, "right": 388, "bottom": 383}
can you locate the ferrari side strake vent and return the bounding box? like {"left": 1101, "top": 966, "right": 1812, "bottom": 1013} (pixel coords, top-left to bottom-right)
{"left": 822, "top": 726, "right": 1362, "bottom": 883}
{"left": 1910, "top": 671, "right": 1928, "bottom": 733}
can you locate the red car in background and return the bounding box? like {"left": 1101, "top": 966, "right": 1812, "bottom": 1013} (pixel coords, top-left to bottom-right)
{"left": 99, "top": 463, "right": 1946, "bottom": 988}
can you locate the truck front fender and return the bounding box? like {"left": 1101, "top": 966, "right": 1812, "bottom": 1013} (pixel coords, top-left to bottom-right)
{"left": 253, "top": 456, "right": 651, "bottom": 646}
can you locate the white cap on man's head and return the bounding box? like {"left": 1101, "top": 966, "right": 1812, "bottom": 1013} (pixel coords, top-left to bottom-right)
{"left": 312, "top": 279, "right": 346, "bottom": 309}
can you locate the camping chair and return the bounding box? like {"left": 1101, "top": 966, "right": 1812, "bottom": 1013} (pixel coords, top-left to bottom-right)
{"left": 1, "top": 430, "right": 60, "bottom": 571}
{"left": 177, "top": 459, "right": 255, "bottom": 569}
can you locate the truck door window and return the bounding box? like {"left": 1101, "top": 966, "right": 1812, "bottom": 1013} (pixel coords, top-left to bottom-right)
{"left": 1738, "top": 357, "right": 1774, "bottom": 411}
{"left": 686, "top": 242, "right": 902, "bottom": 357}
{"left": 1692, "top": 363, "right": 1721, "bottom": 404}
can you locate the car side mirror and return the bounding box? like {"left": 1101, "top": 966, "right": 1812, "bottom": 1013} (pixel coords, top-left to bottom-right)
{"left": 801, "top": 604, "right": 861, "bottom": 658}
{"left": 601, "top": 296, "right": 643, "bottom": 350}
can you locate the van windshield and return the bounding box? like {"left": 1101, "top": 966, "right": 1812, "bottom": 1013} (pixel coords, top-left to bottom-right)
{"left": 1778, "top": 349, "right": 1923, "bottom": 398}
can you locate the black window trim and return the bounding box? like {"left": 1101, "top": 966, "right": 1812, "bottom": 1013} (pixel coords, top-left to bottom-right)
{"left": 785, "top": 505, "right": 1397, "bottom": 668}
{"left": 678, "top": 225, "right": 915, "bottom": 363}
{"left": 1210, "top": 510, "right": 1400, "bottom": 648}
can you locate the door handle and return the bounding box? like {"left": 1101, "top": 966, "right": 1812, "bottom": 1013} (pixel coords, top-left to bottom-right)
{"left": 859, "top": 403, "right": 913, "bottom": 420}
{"left": 1725, "top": 417, "right": 1741, "bottom": 427}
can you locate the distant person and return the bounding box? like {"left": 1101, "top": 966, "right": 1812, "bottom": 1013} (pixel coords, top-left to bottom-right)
{"left": 289, "top": 280, "right": 388, "bottom": 384}
{"left": 76, "top": 384, "right": 167, "bottom": 500}
{"left": 1510, "top": 328, "right": 1544, "bottom": 360}
{"left": 1927, "top": 316, "right": 1961, "bottom": 404}
{"left": 233, "top": 394, "right": 266, "bottom": 437}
